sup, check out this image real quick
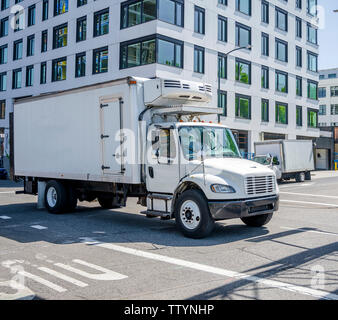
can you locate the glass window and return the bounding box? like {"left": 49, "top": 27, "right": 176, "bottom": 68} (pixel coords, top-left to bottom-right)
{"left": 328, "top": 73, "right": 337, "bottom": 79}
{"left": 307, "top": 51, "right": 317, "bottom": 72}
{"left": 42, "top": 0, "right": 49, "bottom": 21}
{"left": 275, "top": 70, "right": 288, "bottom": 93}
{"left": 14, "top": 9, "right": 24, "bottom": 32}
{"left": 0, "top": 44, "right": 7, "bottom": 64}
{"left": 218, "top": 0, "right": 227, "bottom": 5}
{"left": 13, "top": 39, "right": 23, "bottom": 60}
{"left": 218, "top": 53, "right": 227, "bottom": 79}
{"left": 41, "top": 30, "right": 48, "bottom": 52}
{"left": 218, "top": 16, "right": 227, "bottom": 42}
{"left": 52, "top": 57, "right": 67, "bottom": 81}
{"left": 276, "top": 7, "right": 288, "bottom": 31}
{"left": 194, "top": 46, "right": 204, "bottom": 73}
{"left": 307, "top": 0, "right": 317, "bottom": 16}
{"left": 75, "top": 52, "right": 86, "bottom": 77}
{"left": 236, "top": 59, "right": 251, "bottom": 84}
{"left": 27, "top": 35, "right": 35, "bottom": 57}
{"left": 94, "top": 8, "right": 109, "bottom": 37}
{"left": 12, "top": 68, "right": 22, "bottom": 89}
{"left": 236, "top": 0, "right": 251, "bottom": 15}
{"left": 1, "top": 0, "right": 9, "bottom": 10}
{"left": 307, "top": 23, "right": 317, "bottom": 44}
{"left": 77, "top": 0, "right": 87, "bottom": 7}
{"left": 53, "top": 24, "right": 67, "bottom": 49}
{"left": 261, "top": 0, "right": 269, "bottom": 23}
{"left": 331, "top": 105, "right": 338, "bottom": 115}
{"left": 307, "top": 109, "right": 318, "bottom": 128}
{"left": 276, "top": 38, "right": 288, "bottom": 62}
{"left": 261, "top": 33, "right": 269, "bottom": 56}
{"left": 28, "top": 5, "right": 36, "bottom": 27}
{"left": 158, "top": 0, "right": 183, "bottom": 27}
{"left": 194, "top": 6, "right": 205, "bottom": 34}
{"left": 0, "top": 72, "right": 6, "bottom": 91}
{"left": 236, "top": 23, "right": 251, "bottom": 47}
{"left": 307, "top": 80, "right": 318, "bottom": 100}
{"left": 235, "top": 94, "right": 251, "bottom": 119}
{"left": 77, "top": 16, "right": 87, "bottom": 42}
{"left": 296, "top": 76, "right": 302, "bottom": 96}
{"left": 158, "top": 38, "right": 182, "bottom": 68}
{"left": 261, "top": 66, "right": 269, "bottom": 89}
{"left": 331, "top": 86, "right": 338, "bottom": 97}
{"left": 296, "top": 0, "right": 302, "bottom": 9}
{"left": 319, "top": 105, "right": 326, "bottom": 115}
{"left": 296, "top": 17, "right": 302, "bottom": 38}
{"left": 93, "top": 47, "right": 108, "bottom": 74}
{"left": 40, "top": 62, "right": 47, "bottom": 84}
{"left": 121, "top": 0, "right": 157, "bottom": 28}
{"left": 261, "top": 99, "right": 269, "bottom": 122}
{"left": 0, "top": 100, "right": 5, "bottom": 119}
{"left": 296, "top": 106, "right": 302, "bottom": 126}
{"left": 54, "top": 0, "right": 68, "bottom": 16}
{"left": 26, "top": 65, "right": 34, "bottom": 87}
{"left": 0, "top": 17, "right": 9, "bottom": 37}
{"left": 275, "top": 102, "right": 288, "bottom": 124}
{"left": 318, "top": 87, "right": 326, "bottom": 98}
{"left": 218, "top": 90, "right": 227, "bottom": 116}
{"left": 296, "top": 46, "right": 302, "bottom": 67}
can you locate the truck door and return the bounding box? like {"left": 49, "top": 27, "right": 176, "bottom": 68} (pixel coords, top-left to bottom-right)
{"left": 100, "top": 97, "right": 124, "bottom": 174}
{"left": 146, "top": 126, "right": 180, "bottom": 194}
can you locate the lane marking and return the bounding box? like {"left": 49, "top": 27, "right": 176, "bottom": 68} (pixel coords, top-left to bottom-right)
{"left": 80, "top": 238, "right": 338, "bottom": 300}
{"left": 0, "top": 191, "right": 15, "bottom": 194}
{"left": 280, "top": 227, "right": 338, "bottom": 237}
{"left": 38, "top": 267, "right": 88, "bottom": 288}
{"left": 280, "top": 192, "right": 338, "bottom": 199}
{"left": 55, "top": 259, "right": 127, "bottom": 281}
{"left": 30, "top": 225, "right": 48, "bottom": 230}
{"left": 279, "top": 183, "right": 314, "bottom": 188}
{"left": 280, "top": 200, "right": 338, "bottom": 207}
{"left": 0, "top": 216, "right": 11, "bottom": 220}
{"left": 18, "top": 270, "right": 66, "bottom": 293}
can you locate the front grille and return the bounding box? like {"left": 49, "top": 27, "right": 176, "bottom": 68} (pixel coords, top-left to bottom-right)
{"left": 245, "top": 176, "right": 275, "bottom": 195}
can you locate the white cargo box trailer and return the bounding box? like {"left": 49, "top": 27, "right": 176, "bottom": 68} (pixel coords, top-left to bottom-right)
{"left": 12, "top": 77, "right": 279, "bottom": 238}
{"left": 254, "top": 140, "right": 315, "bottom": 182}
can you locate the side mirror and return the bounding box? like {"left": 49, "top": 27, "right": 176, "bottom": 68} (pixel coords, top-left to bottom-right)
{"left": 155, "top": 148, "right": 160, "bottom": 159}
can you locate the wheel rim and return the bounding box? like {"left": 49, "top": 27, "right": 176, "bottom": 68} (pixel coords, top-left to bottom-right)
{"left": 180, "top": 200, "right": 201, "bottom": 230}
{"left": 46, "top": 187, "right": 57, "bottom": 207}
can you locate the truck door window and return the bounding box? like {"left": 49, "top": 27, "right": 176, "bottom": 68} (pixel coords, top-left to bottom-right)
{"left": 152, "top": 129, "right": 176, "bottom": 164}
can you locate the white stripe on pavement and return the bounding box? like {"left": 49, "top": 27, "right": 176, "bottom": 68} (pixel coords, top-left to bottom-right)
{"left": 38, "top": 267, "right": 88, "bottom": 287}
{"left": 80, "top": 237, "right": 338, "bottom": 300}
{"left": 280, "top": 192, "right": 338, "bottom": 199}
{"left": 0, "top": 191, "right": 15, "bottom": 194}
{"left": 30, "top": 225, "right": 48, "bottom": 230}
{"left": 0, "top": 216, "right": 11, "bottom": 220}
{"left": 280, "top": 227, "right": 338, "bottom": 237}
{"left": 18, "top": 270, "right": 66, "bottom": 293}
{"left": 280, "top": 200, "right": 338, "bottom": 207}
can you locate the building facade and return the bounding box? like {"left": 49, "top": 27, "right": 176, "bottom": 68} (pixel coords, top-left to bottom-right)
{"left": 0, "top": 0, "right": 320, "bottom": 161}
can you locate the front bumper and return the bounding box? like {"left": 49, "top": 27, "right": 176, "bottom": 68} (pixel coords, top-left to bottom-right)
{"left": 208, "top": 195, "right": 279, "bottom": 220}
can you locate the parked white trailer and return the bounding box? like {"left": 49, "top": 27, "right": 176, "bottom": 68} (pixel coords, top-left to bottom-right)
{"left": 254, "top": 140, "right": 315, "bottom": 182}
{"left": 12, "top": 77, "right": 279, "bottom": 238}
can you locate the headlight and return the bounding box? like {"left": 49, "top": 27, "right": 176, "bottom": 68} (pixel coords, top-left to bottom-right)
{"left": 210, "top": 184, "right": 236, "bottom": 193}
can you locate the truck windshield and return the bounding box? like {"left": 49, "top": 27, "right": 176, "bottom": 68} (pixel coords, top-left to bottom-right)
{"left": 179, "top": 126, "right": 240, "bottom": 160}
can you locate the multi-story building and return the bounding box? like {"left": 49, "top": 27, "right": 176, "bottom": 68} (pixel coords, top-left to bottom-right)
{"left": 0, "top": 0, "right": 320, "bottom": 164}
{"left": 318, "top": 68, "right": 338, "bottom": 127}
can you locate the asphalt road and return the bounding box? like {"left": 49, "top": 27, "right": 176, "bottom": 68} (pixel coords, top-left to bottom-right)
{"left": 0, "top": 173, "right": 337, "bottom": 300}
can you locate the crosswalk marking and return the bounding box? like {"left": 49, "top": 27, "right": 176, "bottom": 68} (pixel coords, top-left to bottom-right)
{"left": 38, "top": 267, "right": 88, "bottom": 288}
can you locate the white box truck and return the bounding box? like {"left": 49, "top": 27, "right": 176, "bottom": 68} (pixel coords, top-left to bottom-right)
{"left": 254, "top": 140, "right": 315, "bottom": 182}
{"left": 12, "top": 77, "right": 279, "bottom": 238}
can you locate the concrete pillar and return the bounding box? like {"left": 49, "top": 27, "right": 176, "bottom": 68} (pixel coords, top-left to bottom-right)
{"left": 37, "top": 181, "right": 46, "bottom": 209}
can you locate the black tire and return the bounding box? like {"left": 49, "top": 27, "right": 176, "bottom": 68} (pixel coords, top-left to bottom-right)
{"left": 295, "top": 172, "right": 305, "bottom": 182}
{"left": 65, "top": 186, "right": 77, "bottom": 212}
{"left": 44, "top": 180, "right": 68, "bottom": 214}
{"left": 97, "top": 197, "right": 121, "bottom": 209}
{"left": 175, "top": 189, "right": 214, "bottom": 239}
{"left": 305, "top": 171, "right": 311, "bottom": 181}
{"left": 241, "top": 213, "right": 273, "bottom": 227}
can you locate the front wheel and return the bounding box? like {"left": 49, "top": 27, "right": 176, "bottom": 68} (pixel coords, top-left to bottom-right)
{"left": 241, "top": 213, "right": 273, "bottom": 227}
{"left": 175, "top": 190, "right": 214, "bottom": 239}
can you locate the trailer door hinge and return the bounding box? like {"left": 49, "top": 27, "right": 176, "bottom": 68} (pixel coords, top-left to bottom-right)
{"left": 100, "top": 103, "right": 109, "bottom": 108}
{"left": 101, "top": 165, "right": 110, "bottom": 170}
{"left": 101, "top": 134, "right": 109, "bottom": 139}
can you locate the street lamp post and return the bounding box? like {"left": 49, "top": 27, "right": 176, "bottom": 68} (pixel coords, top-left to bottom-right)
{"left": 217, "top": 45, "right": 252, "bottom": 122}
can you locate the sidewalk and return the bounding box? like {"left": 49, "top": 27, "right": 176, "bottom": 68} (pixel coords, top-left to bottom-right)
{"left": 311, "top": 170, "right": 338, "bottom": 179}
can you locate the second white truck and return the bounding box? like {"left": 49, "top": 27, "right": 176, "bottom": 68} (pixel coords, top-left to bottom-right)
{"left": 12, "top": 77, "right": 279, "bottom": 238}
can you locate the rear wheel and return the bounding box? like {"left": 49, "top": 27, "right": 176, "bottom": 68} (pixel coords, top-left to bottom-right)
{"left": 295, "top": 172, "right": 305, "bottom": 182}
{"left": 44, "top": 180, "right": 68, "bottom": 214}
{"left": 97, "top": 196, "right": 121, "bottom": 209}
{"left": 241, "top": 213, "right": 273, "bottom": 227}
{"left": 175, "top": 190, "right": 214, "bottom": 239}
